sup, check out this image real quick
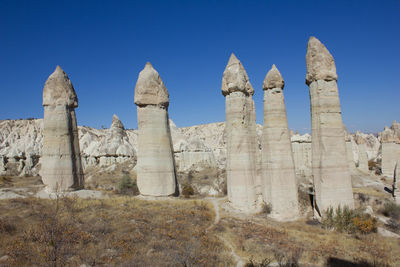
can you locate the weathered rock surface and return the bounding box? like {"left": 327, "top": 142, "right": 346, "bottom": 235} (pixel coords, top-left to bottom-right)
{"left": 41, "top": 66, "right": 84, "bottom": 192}
{"left": 0, "top": 117, "right": 394, "bottom": 197}
{"left": 261, "top": 65, "right": 299, "bottom": 220}
{"left": 221, "top": 54, "right": 258, "bottom": 212}
{"left": 380, "top": 121, "right": 400, "bottom": 178}
{"left": 306, "top": 37, "right": 354, "bottom": 212}
{"left": 291, "top": 133, "right": 312, "bottom": 180}
{"left": 80, "top": 115, "right": 136, "bottom": 168}
{"left": 134, "top": 62, "right": 177, "bottom": 196}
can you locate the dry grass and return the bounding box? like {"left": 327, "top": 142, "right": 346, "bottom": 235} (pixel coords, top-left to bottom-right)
{"left": 215, "top": 214, "right": 399, "bottom": 266}
{"left": 0, "top": 175, "right": 43, "bottom": 188}
{"left": 353, "top": 187, "right": 388, "bottom": 198}
{"left": 0, "top": 196, "right": 233, "bottom": 266}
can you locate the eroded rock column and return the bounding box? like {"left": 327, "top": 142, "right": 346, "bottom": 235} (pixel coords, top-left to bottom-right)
{"left": 306, "top": 37, "right": 354, "bottom": 212}
{"left": 381, "top": 122, "right": 400, "bottom": 178}
{"left": 134, "top": 62, "right": 176, "bottom": 196}
{"left": 41, "top": 66, "right": 84, "bottom": 192}
{"left": 222, "top": 53, "right": 258, "bottom": 212}
{"left": 261, "top": 65, "right": 299, "bottom": 220}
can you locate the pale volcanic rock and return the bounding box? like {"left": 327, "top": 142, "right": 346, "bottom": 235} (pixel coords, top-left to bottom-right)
{"left": 134, "top": 63, "right": 177, "bottom": 196}
{"left": 353, "top": 131, "right": 380, "bottom": 161}
{"left": 344, "top": 130, "right": 357, "bottom": 173}
{"left": 291, "top": 133, "right": 312, "bottom": 179}
{"left": 305, "top": 36, "right": 338, "bottom": 85}
{"left": 261, "top": 65, "right": 299, "bottom": 220}
{"left": 263, "top": 64, "right": 285, "bottom": 89}
{"left": 306, "top": 37, "right": 354, "bottom": 212}
{"left": 41, "top": 66, "right": 84, "bottom": 192}
{"left": 380, "top": 121, "right": 400, "bottom": 178}
{"left": 221, "top": 54, "right": 254, "bottom": 96}
{"left": 43, "top": 66, "right": 78, "bottom": 107}
{"left": 222, "top": 53, "right": 258, "bottom": 212}
{"left": 357, "top": 144, "right": 369, "bottom": 173}
{"left": 134, "top": 62, "right": 169, "bottom": 107}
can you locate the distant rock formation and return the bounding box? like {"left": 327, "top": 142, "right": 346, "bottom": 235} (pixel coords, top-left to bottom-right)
{"left": 221, "top": 54, "right": 258, "bottom": 212}
{"left": 291, "top": 133, "right": 312, "bottom": 180}
{"left": 261, "top": 65, "right": 299, "bottom": 220}
{"left": 80, "top": 115, "right": 136, "bottom": 168}
{"left": 380, "top": 121, "right": 400, "bottom": 178}
{"left": 41, "top": 66, "right": 84, "bottom": 192}
{"left": 134, "top": 62, "right": 177, "bottom": 196}
{"left": 306, "top": 37, "right": 354, "bottom": 212}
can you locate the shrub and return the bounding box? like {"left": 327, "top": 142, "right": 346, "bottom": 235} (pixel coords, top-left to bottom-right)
{"left": 380, "top": 201, "right": 400, "bottom": 220}
{"left": 260, "top": 203, "right": 272, "bottom": 215}
{"left": 245, "top": 257, "right": 272, "bottom": 267}
{"left": 181, "top": 184, "right": 194, "bottom": 198}
{"left": 118, "top": 174, "right": 138, "bottom": 195}
{"left": 274, "top": 247, "right": 302, "bottom": 267}
{"left": 322, "top": 206, "right": 377, "bottom": 234}
{"left": 0, "top": 218, "right": 16, "bottom": 234}
{"left": 352, "top": 215, "right": 377, "bottom": 234}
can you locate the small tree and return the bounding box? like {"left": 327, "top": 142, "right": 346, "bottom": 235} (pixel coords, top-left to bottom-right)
{"left": 118, "top": 174, "right": 138, "bottom": 195}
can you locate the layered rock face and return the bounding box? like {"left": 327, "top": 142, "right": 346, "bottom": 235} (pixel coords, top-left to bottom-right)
{"left": 380, "top": 122, "right": 400, "bottom": 178}
{"left": 41, "top": 66, "right": 84, "bottom": 192}
{"left": 345, "top": 130, "right": 357, "bottom": 173}
{"left": 221, "top": 54, "right": 258, "bottom": 212}
{"left": 291, "top": 133, "right": 312, "bottom": 179}
{"left": 261, "top": 65, "right": 299, "bottom": 220}
{"left": 134, "top": 63, "right": 176, "bottom": 196}
{"left": 306, "top": 37, "right": 354, "bottom": 212}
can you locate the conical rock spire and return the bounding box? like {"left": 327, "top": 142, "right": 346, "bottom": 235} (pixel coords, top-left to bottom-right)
{"left": 221, "top": 53, "right": 254, "bottom": 96}
{"left": 43, "top": 66, "right": 78, "bottom": 107}
{"left": 263, "top": 64, "right": 284, "bottom": 90}
{"left": 134, "top": 62, "right": 169, "bottom": 107}
{"left": 305, "top": 37, "right": 337, "bottom": 85}
{"left": 111, "top": 114, "right": 125, "bottom": 130}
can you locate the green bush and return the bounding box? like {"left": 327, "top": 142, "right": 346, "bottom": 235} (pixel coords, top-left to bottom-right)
{"left": 118, "top": 174, "right": 139, "bottom": 195}
{"left": 322, "top": 206, "right": 377, "bottom": 234}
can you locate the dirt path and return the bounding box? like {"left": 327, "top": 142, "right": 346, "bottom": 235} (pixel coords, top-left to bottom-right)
{"left": 207, "top": 198, "right": 246, "bottom": 267}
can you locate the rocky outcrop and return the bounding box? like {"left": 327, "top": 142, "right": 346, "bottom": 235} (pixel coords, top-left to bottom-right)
{"left": 353, "top": 131, "right": 380, "bottom": 161}
{"left": 261, "top": 65, "right": 299, "bottom": 220}
{"left": 41, "top": 66, "right": 84, "bottom": 192}
{"left": 306, "top": 37, "right": 354, "bottom": 212}
{"left": 80, "top": 115, "right": 136, "bottom": 168}
{"left": 222, "top": 54, "right": 258, "bottom": 212}
{"left": 357, "top": 143, "right": 369, "bottom": 173}
{"left": 380, "top": 121, "right": 400, "bottom": 178}
{"left": 291, "top": 133, "right": 312, "bottom": 180}
{"left": 134, "top": 62, "right": 177, "bottom": 196}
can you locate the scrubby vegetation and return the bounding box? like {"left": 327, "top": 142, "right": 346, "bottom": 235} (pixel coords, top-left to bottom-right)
{"left": 117, "top": 174, "right": 139, "bottom": 195}
{"left": 0, "top": 196, "right": 232, "bottom": 266}
{"left": 322, "top": 206, "right": 377, "bottom": 234}
{"left": 181, "top": 183, "right": 195, "bottom": 198}
{"left": 380, "top": 201, "right": 400, "bottom": 220}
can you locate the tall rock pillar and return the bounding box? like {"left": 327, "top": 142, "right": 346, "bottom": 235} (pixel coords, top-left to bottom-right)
{"left": 134, "top": 62, "right": 177, "bottom": 196}
{"left": 261, "top": 65, "right": 299, "bottom": 220}
{"left": 41, "top": 66, "right": 84, "bottom": 192}
{"left": 222, "top": 53, "right": 258, "bottom": 212}
{"left": 306, "top": 37, "right": 354, "bottom": 212}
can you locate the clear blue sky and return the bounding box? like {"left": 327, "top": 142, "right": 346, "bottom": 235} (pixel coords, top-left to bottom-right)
{"left": 1, "top": 0, "right": 399, "bottom": 133}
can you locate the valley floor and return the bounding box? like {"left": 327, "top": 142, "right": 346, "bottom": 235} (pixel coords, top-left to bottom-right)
{"left": 0, "top": 176, "right": 399, "bottom": 266}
